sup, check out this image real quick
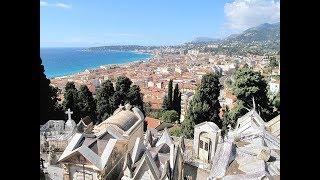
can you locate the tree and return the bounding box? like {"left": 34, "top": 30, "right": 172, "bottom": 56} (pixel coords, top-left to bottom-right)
{"left": 62, "top": 82, "right": 81, "bottom": 122}
{"left": 143, "top": 102, "right": 152, "bottom": 117}
{"left": 78, "top": 85, "right": 97, "bottom": 123}
{"left": 127, "top": 85, "right": 144, "bottom": 115}
{"left": 185, "top": 73, "right": 222, "bottom": 130}
{"left": 96, "top": 80, "right": 115, "bottom": 122}
{"left": 271, "top": 92, "right": 280, "bottom": 112}
{"left": 232, "top": 66, "right": 273, "bottom": 120}
{"left": 268, "top": 56, "right": 279, "bottom": 68}
{"left": 127, "top": 84, "right": 147, "bottom": 131}
{"left": 161, "top": 110, "right": 179, "bottom": 123}
{"left": 40, "top": 58, "right": 64, "bottom": 124}
{"left": 162, "top": 95, "right": 171, "bottom": 111}
{"left": 167, "top": 80, "right": 173, "bottom": 110}
{"left": 172, "top": 83, "right": 181, "bottom": 116}
{"left": 169, "top": 126, "right": 183, "bottom": 137}
{"left": 224, "top": 101, "right": 247, "bottom": 128}
{"left": 149, "top": 109, "right": 164, "bottom": 119}
{"left": 181, "top": 118, "right": 195, "bottom": 139}
{"left": 114, "top": 76, "right": 132, "bottom": 106}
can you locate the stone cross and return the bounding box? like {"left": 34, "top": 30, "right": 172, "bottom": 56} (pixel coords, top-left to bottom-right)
{"left": 65, "top": 108, "right": 73, "bottom": 120}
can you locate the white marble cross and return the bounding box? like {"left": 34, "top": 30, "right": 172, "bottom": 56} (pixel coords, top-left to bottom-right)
{"left": 65, "top": 108, "right": 73, "bottom": 120}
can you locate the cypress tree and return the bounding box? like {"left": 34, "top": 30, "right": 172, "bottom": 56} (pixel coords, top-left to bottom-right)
{"left": 78, "top": 85, "right": 97, "bottom": 123}
{"left": 184, "top": 73, "right": 222, "bottom": 135}
{"left": 62, "top": 82, "right": 81, "bottom": 123}
{"left": 111, "top": 76, "right": 133, "bottom": 107}
{"left": 127, "top": 85, "right": 144, "bottom": 114}
{"left": 167, "top": 79, "right": 173, "bottom": 110}
{"left": 40, "top": 58, "right": 64, "bottom": 124}
{"left": 232, "top": 66, "right": 273, "bottom": 120}
{"left": 96, "top": 80, "right": 115, "bottom": 121}
{"left": 172, "top": 83, "right": 181, "bottom": 116}
{"left": 162, "top": 95, "right": 170, "bottom": 111}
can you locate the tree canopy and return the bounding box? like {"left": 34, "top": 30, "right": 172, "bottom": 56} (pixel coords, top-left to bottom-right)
{"left": 114, "top": 75, "right": 132, "bottom": 106}
{"left": 167, "top": 80, "right": 173, "bottom": 110}
{"left": 127, "top": 85, "right": 144, "bottom": 114}
{"left": 182, "top": 73, "right": 222, "bottom": 138}
{"left": 96, "top": 80, "right": 115, "bottom": 122}
{"left": 162, "top": 80, "right": 181, "bottom": 118}
{"left": 161, "top": 110, "right": 179, "bottom": 123}
{"left": 172, "top": 83, "right": 181, "bottom": 117}
{"left": 62, "top": 82, "right": 81, "bottom": 122}
{"left": 78, "top": 85, "right": 97, "bottom": 123}
{"left": 40, "top": 58, "right": 64, "bottom": 124}
{"left": 231, "top": 66, "right": 274, "bottom": 120}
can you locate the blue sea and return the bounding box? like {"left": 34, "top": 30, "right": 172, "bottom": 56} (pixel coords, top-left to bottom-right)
{"left": 40, "top": 47, "right": 152, "bottom": 78}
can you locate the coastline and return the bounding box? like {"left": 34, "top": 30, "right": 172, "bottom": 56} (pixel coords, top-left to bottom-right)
{"left": 49, "top": 51, "right": 155, "bottom": 80}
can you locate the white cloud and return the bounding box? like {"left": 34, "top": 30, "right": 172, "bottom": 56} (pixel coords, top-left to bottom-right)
{"left": 224, "top": 0, "right": 280, "bottom": 31}
{"left": 40, "top": 1, "right": 71, "bottom": 9}
{"left": 55, "top": 3, "right": 71, "bottom": 9}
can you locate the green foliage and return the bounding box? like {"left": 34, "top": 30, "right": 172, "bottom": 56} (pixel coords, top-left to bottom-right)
{"left": 62, "top": 82, "right": 81, "bottom": 122}
{"left": 167, "top": 79, "right": 173, "bottom": 109}
{"left": 114, "top": 75, "right": 132, "bottom": 105}
{"left": 181, "top": 118, "right": 196, "bottom": 139}
{"left": 149, "top": 109, "right": 164, "bottom": 119}
{"left": 162, "top": 80, "right": 174, "bottom": 110}
{"left": 162, "top": 95, "right": 170, "bottom": 110}
{"left": 268, "top": 56, "right": 279, "bottom": 68}
{"left": 78, "top": 85, "right": 97, "bottom": 123}
{"left": 232, "top": 66, "right": 273, "bottom": 120}
{"left": 161, "top": 110, "right": 179, "bottom": 123}
{"left": 185, "top": 73, "right": 222, "bottom": 128}
{"left": 172, "top": 83, "right": 181, "bottom": 116}
{"left": 185, "top": 95, "right": 211, "bottom": 124}
{"left": 127, "top": 85, "right": 144, "bottom": 114}
{"left": 96, "top": 76, "right": 145, "bottom": 122}
{"left": 143, "top": 102, "right": 152, "bottom": 116}
{"left": 169, "top": 126, "right": 183, "bottom": 137}
{"left": 162, "top": 80, "right": 182, "bottom": 117}
{"left": 48, "top": 86, "right": 64, "bottom": 120}
{"left": 40, "top": 58, "right": 64, "bottom": 124}
{"left": 271, "top": 92, "right": 280, "bottom": 111}
{"left": 226, "top": 101, "right": 247, "bottom": 126}
{"left": 96, "top": 80, "right": 115, "bottom": 121}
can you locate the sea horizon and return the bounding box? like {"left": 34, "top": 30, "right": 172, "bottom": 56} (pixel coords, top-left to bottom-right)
{"left": 40, "top": 47, "right": 152, "bottom": 78}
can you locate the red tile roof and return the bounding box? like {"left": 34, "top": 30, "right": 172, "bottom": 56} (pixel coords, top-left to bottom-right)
{"left": 145, "top": 117, "right": 161, "bottom": 129}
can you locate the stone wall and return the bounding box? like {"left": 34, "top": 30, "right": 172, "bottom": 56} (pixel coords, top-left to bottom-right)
{"left": 48, "top": 140, "right": 69, "bottom": 152}
{"left": 69, "top": 165, "right": 99, "bottom": 180}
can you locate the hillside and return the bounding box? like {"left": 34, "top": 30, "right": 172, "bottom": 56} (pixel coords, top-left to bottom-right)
{"left": 225, "top": 22, "right": 280, "bottom": 44}
{"left": 215, "top": 22, "right": 280, "bottom": 55}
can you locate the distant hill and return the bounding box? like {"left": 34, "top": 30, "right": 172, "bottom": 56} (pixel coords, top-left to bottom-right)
{"left": 190, "top": 37, "right": 220, "bottom": 44}
{"left": 88, "top": 22, "right": 280, "bottom": 55}
{"left": 215, "top": 22, "right": 280, "bottom": 55}
{"left": 225, "top": 22, "right": 280, "bottom": 44}
{"left": 88, "top": 45, "right": 159, "bottom": 51}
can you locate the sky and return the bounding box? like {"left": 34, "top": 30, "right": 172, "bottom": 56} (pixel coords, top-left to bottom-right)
{"left": 40, "top": 0, "right": 280, "bottom": 47}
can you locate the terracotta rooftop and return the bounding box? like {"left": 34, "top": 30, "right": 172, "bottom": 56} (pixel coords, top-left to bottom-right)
{"left": 145, "top": 117, "right": 161, "bottom": 129}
